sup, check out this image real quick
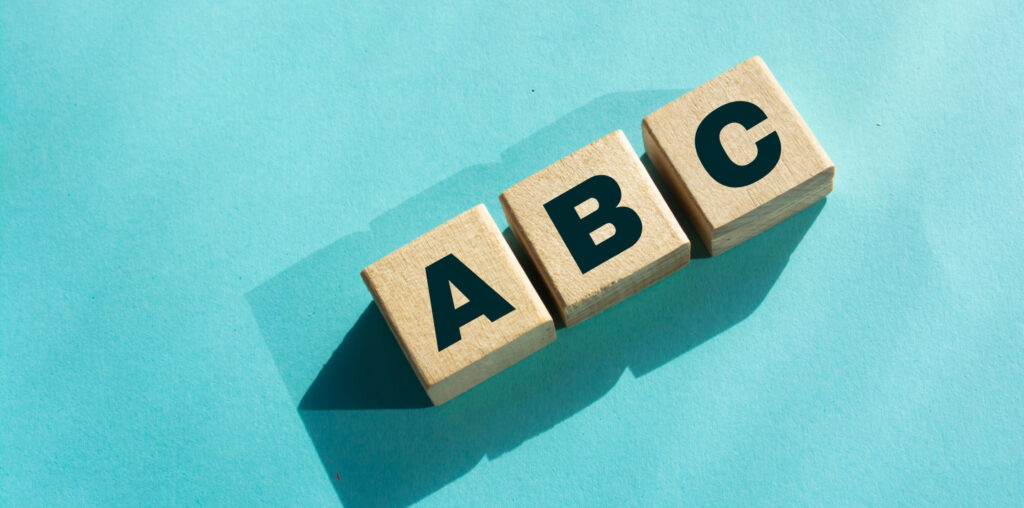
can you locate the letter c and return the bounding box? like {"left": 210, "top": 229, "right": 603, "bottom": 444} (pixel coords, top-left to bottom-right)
{"left": 694, "top": 101, "right": 781, "bottom": 188}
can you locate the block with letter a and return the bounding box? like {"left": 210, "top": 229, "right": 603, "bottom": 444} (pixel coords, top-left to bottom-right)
{"left": 361, "top": 204, "right": 555, "bottom": 405}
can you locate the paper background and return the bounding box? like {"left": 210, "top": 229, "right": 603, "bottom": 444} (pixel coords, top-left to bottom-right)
{"left": 3, "top": 1, "right": 1022, "bottom": 505}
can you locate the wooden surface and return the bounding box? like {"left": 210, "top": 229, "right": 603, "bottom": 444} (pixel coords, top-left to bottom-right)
{"left": 500, "top": 130, "right": 691, "bottom": 327}
{"left": 643, "top": 56, "right": 834, "bottom": 256}
{"left": 361, "top": 204, "right": 555, "bottom": 405}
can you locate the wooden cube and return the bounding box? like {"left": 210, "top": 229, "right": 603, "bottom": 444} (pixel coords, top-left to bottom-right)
{"left": 642, "top": 56, "right": 834, "bottom": 256}
{"left": 500, "top": 130, "right": 690, "bottom": 328}
{"left": 361, "top": 204, "right": 555, "bottom": 406}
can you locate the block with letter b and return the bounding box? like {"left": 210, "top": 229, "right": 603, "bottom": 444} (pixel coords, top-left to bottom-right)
{"left": 361, "top": 204, "right": 555, "bottom": 406}
{"left": 643, "top": 56, "right": 834, "bottom": 256}
{"left": 500, "top": 130, "right": 691, "bottom": 328}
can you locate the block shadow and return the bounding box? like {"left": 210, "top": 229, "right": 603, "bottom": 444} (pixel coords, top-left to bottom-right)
{"left": 246, "top": 90, "right": 826, "bottom": 507}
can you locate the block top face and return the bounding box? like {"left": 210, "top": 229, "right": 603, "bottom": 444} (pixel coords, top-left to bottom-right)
{"left": 642, "top": 56, "right": 834, "bottom": 229}
{"left": 361, "top": 204, "right": 552, "bottom": 388}
{"left": 500, "top": 130, "right": 689, "bottom": 318}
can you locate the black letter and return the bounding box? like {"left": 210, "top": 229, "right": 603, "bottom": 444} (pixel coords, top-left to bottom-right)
{"left": 543, "top": 175, "right": 643, "bottom": 274}
{"left": 695, "top": 100, "right": 782, "bottom": 188}
{"left": 425, "top": 254, "right": 514, "bottom": 351}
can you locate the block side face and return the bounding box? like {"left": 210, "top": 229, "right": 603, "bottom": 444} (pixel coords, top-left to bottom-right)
{"left": 426, "top": 320, "right": 556, "bottom": 405}
{"left": 643, "top": 56, "right": 833, "bottom": 232}
{"left": 500, "top": 131, "right": 690, "bottom": 326}
{"left": 361, "top": 270, "right": 433, "bottom": 392}
{"left": 710, "top": 166, "right": 834, "bottom": 255}
{"left": 361, "top": 204, "right": 552, "bottom": 389}
{"left": 563, "top": 241, "right": 690, "bottom": 327}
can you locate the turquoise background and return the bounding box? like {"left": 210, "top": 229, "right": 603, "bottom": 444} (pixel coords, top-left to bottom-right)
{"left": 3, "top": 0, "right": 1022, "bottom": 505}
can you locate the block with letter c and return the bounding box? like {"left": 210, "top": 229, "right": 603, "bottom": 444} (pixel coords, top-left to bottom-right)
{"left": 643, "top": 56, "right": 834, "bottom": 256}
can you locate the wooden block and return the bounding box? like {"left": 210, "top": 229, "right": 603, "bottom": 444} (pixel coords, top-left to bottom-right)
{"left": 361, "top": 204, "right": 555, "bottom": 406}
{"left": 500, "top": 130, "right": 690, "bottom": 328}
{"left": 642, "top": 56, "right": 834, "bottom": 256}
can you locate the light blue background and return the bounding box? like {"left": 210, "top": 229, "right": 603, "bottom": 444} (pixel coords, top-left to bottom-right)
{"left": 3, "top": 0, "right": 1022, "bottom": 506}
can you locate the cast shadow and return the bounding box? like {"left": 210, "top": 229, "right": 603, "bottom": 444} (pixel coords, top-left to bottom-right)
{"left": 246, "top": 90, "right": 826, "bottom": 507}
{"left": 299, "top": 303, "right": 432, "bottom": 410}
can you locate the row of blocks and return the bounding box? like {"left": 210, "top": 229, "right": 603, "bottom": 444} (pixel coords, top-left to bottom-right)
{"left": 362, "top": 57, "right": 835, "bottom": 405}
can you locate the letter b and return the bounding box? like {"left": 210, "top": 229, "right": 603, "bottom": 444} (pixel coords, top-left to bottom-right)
{"left": 543, "top": 175, "right": 643, "bottom": 274}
